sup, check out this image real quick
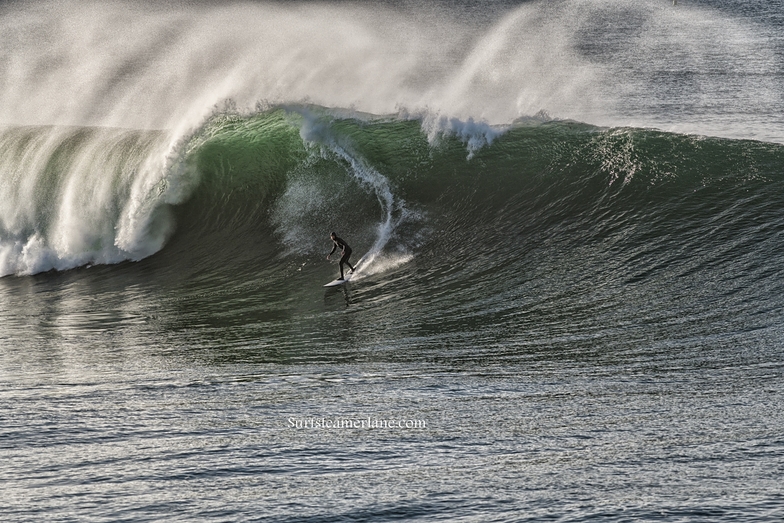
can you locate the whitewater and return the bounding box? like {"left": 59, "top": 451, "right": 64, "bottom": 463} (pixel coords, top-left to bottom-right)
{"left": 2, "top": 1, "right": 784, "bottom": 521}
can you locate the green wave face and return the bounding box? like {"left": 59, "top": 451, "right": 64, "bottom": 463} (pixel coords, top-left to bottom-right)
{"left": 2, "top": 107, "right": 784, "bottom": 290}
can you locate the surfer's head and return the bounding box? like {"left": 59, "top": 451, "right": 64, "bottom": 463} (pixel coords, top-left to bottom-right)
{"left": 330, "top": 232, "right": 336, "bottom": 240}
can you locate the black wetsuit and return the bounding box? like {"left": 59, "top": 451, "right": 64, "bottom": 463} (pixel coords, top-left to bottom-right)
{"left": 330, "top": 236, "right": 354, "bottom": 279}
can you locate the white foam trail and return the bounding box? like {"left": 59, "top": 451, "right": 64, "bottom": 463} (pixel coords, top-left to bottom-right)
{"left": 295, "top": 108, "right": 408, "bottom": 268}
{"left": 350, "top": 252, "right": 415, "bottom": 281}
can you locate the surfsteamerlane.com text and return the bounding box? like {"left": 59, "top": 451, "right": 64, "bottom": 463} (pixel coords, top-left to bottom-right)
{"left": 288, "top": 417, "right": 427, "bottom": 430}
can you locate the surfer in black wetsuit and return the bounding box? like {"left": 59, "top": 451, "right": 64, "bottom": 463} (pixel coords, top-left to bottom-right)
{"left": 327, "top": 232, "right": 355, "bottom": 280}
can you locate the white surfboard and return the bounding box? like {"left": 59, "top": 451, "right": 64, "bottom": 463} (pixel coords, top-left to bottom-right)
{"left": 324, "top": 254, "right": 367, "bottom": 287}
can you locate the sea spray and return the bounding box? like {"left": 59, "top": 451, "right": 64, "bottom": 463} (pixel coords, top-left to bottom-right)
{"left": 3, "top": 1, "right": 778, "bottom": 141}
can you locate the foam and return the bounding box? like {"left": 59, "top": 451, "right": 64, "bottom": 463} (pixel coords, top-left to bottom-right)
{"left": 416, "top": 112, "right": 508, "bottom": 160}
{"left": 0, "top": 126, "right": 185, "bottom": 276}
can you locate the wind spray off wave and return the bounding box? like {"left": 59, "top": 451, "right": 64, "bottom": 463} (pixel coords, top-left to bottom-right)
{"left": 3, "top": 0, "right": 779, "bottom": 133}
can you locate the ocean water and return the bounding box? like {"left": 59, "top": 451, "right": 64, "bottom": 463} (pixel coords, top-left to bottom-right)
{"left": 2, "top": 0, "right": 784, "bottom": 521}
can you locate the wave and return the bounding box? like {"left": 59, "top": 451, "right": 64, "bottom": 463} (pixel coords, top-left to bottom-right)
{"left": 2, "top": 106, "right": 782, "bottom": 294}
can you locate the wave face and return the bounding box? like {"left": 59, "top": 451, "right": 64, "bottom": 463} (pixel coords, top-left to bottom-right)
{"left": 173, "top": 109, "right": 784, "bottom": 348}
{"left": 11, "top": 105, "right": 784, "bottom": 333}
{"left": 3, "top": 107, "right": 776, "bottom": 384}
{"left": 2, "top": 108, "right": 784, "bottom": 300}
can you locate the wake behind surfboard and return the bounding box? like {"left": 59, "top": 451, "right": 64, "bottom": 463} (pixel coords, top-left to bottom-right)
{"left": 324, "top": 254, "right": 367, "bottom": 287}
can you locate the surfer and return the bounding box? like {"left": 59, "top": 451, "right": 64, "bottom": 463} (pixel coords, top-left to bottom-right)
{"left": 327, "top": 232, "right": 355, "bottom": 280}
